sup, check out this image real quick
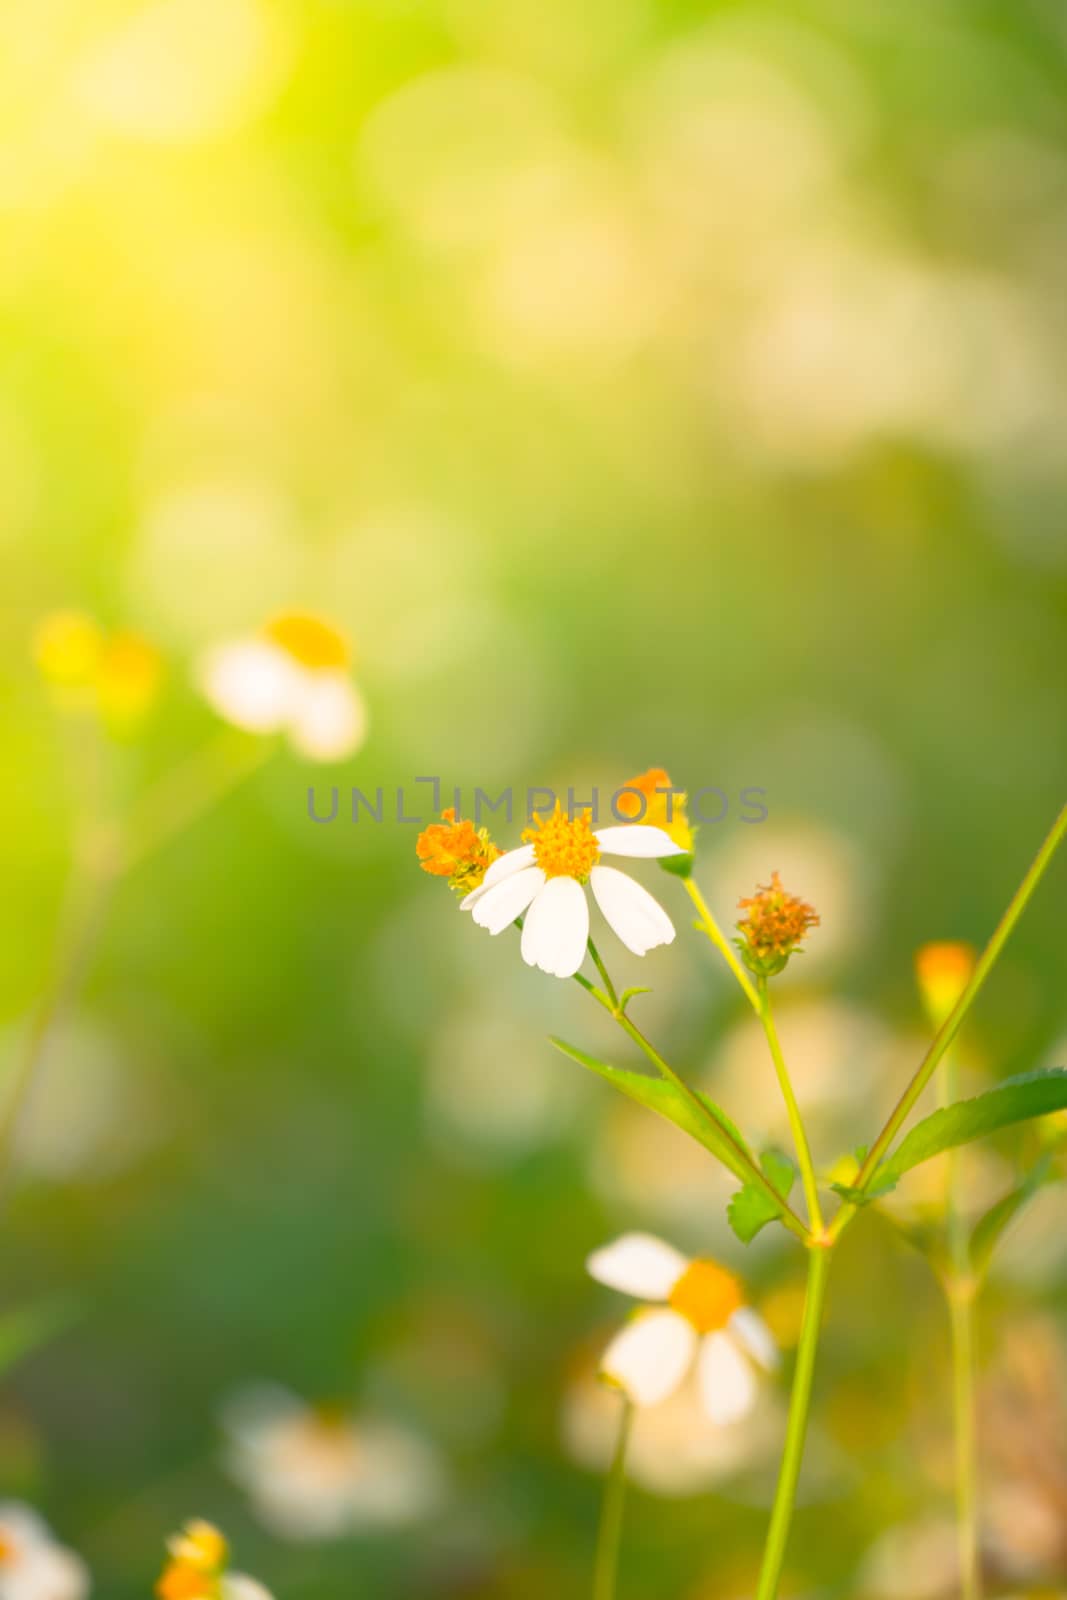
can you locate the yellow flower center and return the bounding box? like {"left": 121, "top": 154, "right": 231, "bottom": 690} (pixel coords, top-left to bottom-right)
{"left": 523, "top": 805, "right": 600, "bottom": 881}
{"left": 166, "top": 1521, "right": 227, "bottom": 1573}
{"left": 264, "top": 612, "right": 349, "bottom": 671}
{"left": 669, "top": 1260, "right": 743, "bottom": 1334}
{"left": 0, "top": 1531, "right": 13, "bottom": 1565}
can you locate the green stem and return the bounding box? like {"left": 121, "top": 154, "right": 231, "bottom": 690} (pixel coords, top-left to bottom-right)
{"left": 755, "top": 1245, "right": 831, "bottom": 1600}
{"left": 614, "top": 1008, "right": 810, "bottom": 1245}
{"left": 831, "top": 801, "right": 1067, "bottom": 1241}
{"left": 938, "top": 1046, "right": 982, "bottom": 1600}
{"left": 593, "top": 1397, "right": 633, "bottom": 1600}
{"left": 758, "top": 978, "right": 824, "bottom": 1235}
{"left": 587, "top": 938, "right": 620, "bottom": 1010}
{"left": 683, "top": 877, "right": 761, "bottom": 1014}
{"left": 947, "top": 1282, "right": 982, "bottom": 1600}
{"left": 0, "top": 850, "right": 116, "bottom": 1187}
{"left": 121, "top": 733, "right": 271, "bottom": 872}
{"left": 571, "top": 945, "right": 810, "bottom": 1243}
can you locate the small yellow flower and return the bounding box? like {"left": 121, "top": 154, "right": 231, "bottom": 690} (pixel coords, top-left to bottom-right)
{"left": 617, "top": 768, "right": 694, "bottom": 855}
{"left": 915, "top": 941, "right": 976, "bottom": 1028}
{"left": 33, "top": 610, "right": 104, "bottom": 686}
{"left": 416, "top": 809, "right": 501, "bottom": 895}
{"left": 95, "top": 630, "right": 164, "bottom": 728}
{"left": 157, "top": 1521, "right": 272, "bottom": 1600}
{"left": 33, "top": 610, "right": 163, "bottom": 730}
{"left": 735, "top": 871, "right": 819, "bottom": 977}
{"left": 166, "top": 1521, "right": 228, "bottom": 1573}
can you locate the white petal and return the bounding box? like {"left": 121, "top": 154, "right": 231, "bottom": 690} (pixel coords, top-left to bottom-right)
{"left": 289, "top": 673, "right": 367, "bottom": 762}
{"left": 729, "top": 1306, "right": 780, "bottom": 1373}
{"left": 594, "top": 825, "right": 686, "bottom": 859}
{"left": 586, "top": 1233, "right": 688, "bottom": 1300}
{"left": 590, "top": 866, "right": 676, "bottom": 956}
{"left": 222, "top": 1578, "right": 275, "bottom": 1600}
{"left": 698, "top": 1331, "right": 757, "bottom": 1424}
{"left": 478, "top": 844, "right": 537, "bottom": 892}
{"left": 197, "top": 639, "right": 299, "bottom": 733}
{"left": 519, "top": 876, "right": 589, "bottom": 978}
{"left": 600, "top": 1310, "right": 696, "bottom": 1408}
{"left": 469, "top": 867, "right": 545, "bottom": 934}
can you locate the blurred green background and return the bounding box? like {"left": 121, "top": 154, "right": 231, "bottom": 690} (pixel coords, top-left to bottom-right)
{"left": 2, "top": 0, "right": 1067, "bottom": 1594}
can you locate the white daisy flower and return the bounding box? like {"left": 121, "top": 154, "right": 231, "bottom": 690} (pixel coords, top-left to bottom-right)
{"left": 460, "top": 804, "right": 684, "bottom": 979}
{"left": 222, "top": 1384, "right": 443, "bottom": 1541}
{"left": 0, "top": 1503, "right": 89, "bottom": 1600}
{"left": 198, "top": 612, "right": 367, "bottom": 762}
{"left": 587, "top": 1233, "right": 779, "bottom": 1423}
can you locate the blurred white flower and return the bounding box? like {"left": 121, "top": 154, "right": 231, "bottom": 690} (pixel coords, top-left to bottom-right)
{"left": 222, "top": 1385, "right": 442, "bottom": 1540}
{"left": 75, "top": 0, "right": 289, "bottom": 144}
{"left": 198, "top": 612, "right": 367, "bottom": 762}
{"left": 562, "top": 1357, "right": 780, "bottom": 1498}
{"left": 461, "top": 807, "right": 683, "bottom": 979}
{"left": 859, "top": 1518, "right": 959, "bottom": 1600}
{"left": 0, "top": 1503, "right": 89, "bottom": 1600}
{"left": 588, "top": 1234, "right": 777, "bottom": 1421}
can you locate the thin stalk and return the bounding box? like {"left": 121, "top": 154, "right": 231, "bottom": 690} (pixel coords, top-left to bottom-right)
{"left": 614, "top": 1007, "right": 810, "bottom": 1245}
{"left": 755, "top": 1245, "right": 831, "bottom": 1600}
{"left": 572, "top": 944, "right": 810, "bottom": 1243}
{"left": 758, "top": 978, "right": 824, "bottom": 1235}
{"left": 0, "top": 734, "right": 269, "bottom": 1189}
{"left": 593, "top": 1397, "right": 633, "bottom": 1600}
{"left": 947, "top": 1280, "right": 981, "bottom": 1600}
{"left": 831, "top": 801, "right": 1067, "bottom": 1242}
{"left": 122, "top": 733, "right": 271, "bottom": 873}
{"left": 938, "top": 1046, "right": 982, "bottom": 1600}
{"left": 683, "top": 876, "right": 761, "bottom": 1014}
{"left": 0, "top": 850, "right": 116, "bottom": 1186}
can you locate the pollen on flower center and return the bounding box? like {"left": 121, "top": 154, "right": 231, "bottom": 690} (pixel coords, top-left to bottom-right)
{"left": 523, "top": 805, "right": 600, "bottom": 881}
{"left": 0, "top": 1533, "right": 13, "bottom": 1565}
{"left": 669, "top": 1260, "right": 743, "bottom": 1333}
{"left": 265, "top": 612, "right": 350, "bottom": 671}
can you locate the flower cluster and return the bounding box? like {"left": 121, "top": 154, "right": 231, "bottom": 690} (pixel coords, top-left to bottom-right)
{"left": 614, "top": 767, "right": 695, "bottom": 856}
{"left": 735, "top": 871, "right": 820, "bottom": 977}
{"left": 416, "top": 808, "right": 501, "bottom": 895}
{"left": 156, "top": 1520, "right": 272, "bottom": 1600}
{"left": 458, "top": 801, "right": 684, "bottom": 978}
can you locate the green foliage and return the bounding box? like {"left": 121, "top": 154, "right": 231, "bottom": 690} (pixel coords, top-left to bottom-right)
{"left": 728, "top": 1151, "right": 797, "bottom": 1244}
{"left": 970, "top": 1151, "right": 1060, "bottom": 1278}
{"left": 549, "top": 1037, "right": 756, "bottom": 1186}
{"left": 832, "top": 1070, "right": 1067, "bottom": 1205}
{"left": 0, "top": 1297, "right": 77, "bottom": 1378}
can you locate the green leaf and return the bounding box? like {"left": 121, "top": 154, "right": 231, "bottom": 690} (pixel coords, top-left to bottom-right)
{"left": 0, "top": 1297, "right": 77, "bottom": 1377}
{"left": 970, "top": 1152, "right": 1059, "bottom": 1277}
{"left": 549, "top": 1038, "right": 756, "bottom": 1186}
{"left": 872, "top": 1069, "right": 1067, "bottom": 1193}
{"left": 728, "top": 1150, "right": 797, "bottom": 1244}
